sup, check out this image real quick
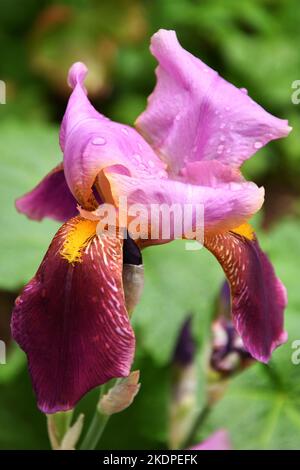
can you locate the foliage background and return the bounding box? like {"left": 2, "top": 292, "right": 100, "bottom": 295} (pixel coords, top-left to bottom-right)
{"left": 0, "top": 0, "right": 300, "bottom": 449}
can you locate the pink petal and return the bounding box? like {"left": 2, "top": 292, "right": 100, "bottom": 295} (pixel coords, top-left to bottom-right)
{"left": 61, "top": 62, "right": 167, "bottom": 209}
{"left": 16, "top": 164, "right": 78, "bottom": 222}
{"left": 136, "top": 29, "right": 291, "bottom": 174}
{"left": 190, "top": 430, "right": 231, "bottom": 450}
{"left": 180, "top": 160, "right": 243, "bottom": 186}
{"left": 104, "top": 169, "right": 264, "bottom": 239}
{"left": 11, "top": 216, "right": 135, "bottom": 413}
{"left": 205, "top": 227, "right": 287, "bottom": 362}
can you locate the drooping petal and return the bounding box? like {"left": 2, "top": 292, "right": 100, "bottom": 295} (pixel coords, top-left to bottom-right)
{"left": 16, "top": 164, "right": 78, "bottom": 222}
{"left": 136, "top": 29, "right": 291, "bottom": 174}
{"left": 61, "top": 62, "right": 167, "bottom": 209}
{"left": 104, "top": 170, "right": 264, "bottom": 239}
{"left": 11, "top": 217, "right": 135, "bottom": 413}
{"left": 190, "top": 430, "right": 231, "bottom": 450}
{"left": 204, "top": 224, "right": 287, "bottom": 362}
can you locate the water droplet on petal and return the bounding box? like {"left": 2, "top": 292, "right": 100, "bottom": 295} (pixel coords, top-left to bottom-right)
{"left": 121, "top": 128, "right": 129, "bottom": 136}
{"left": 132, "top": 153, "right": 142, "bottom": 162}
{"left": 92, "top": 137, "right": 106, "bottom": 145}
{"left": 254, "top": 141, "right": 263, "bottom": 149}
{"left": 240, "top": 88, "right": 248, "bottom": 95}
{"left": 220, "top": 122, "right": 226, "bottom": 129}
{"left": 148, "top": 160, "right": 155, "bottom": 168}
{"left": 217, "top": 144, "right": 224, "bottom": 154}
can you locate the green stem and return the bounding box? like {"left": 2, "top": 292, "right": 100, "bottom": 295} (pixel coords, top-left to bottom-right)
{"left": 182, "top": 404, "right": 211, "bottom": 449}
{"left": 79, "top": 408, "right": 109, "bottom": 450}
{"left": 79, "top": 380, "right": 116, "bottom": 450}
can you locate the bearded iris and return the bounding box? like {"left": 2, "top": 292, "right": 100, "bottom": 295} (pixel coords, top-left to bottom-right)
{"left": 12, "top": 29, "right": 291, "bottom": 413}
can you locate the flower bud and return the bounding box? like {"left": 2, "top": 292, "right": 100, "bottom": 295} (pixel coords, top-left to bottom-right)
{"left": 47, "top": 410, "right": 84, "bottom": 450}
{"left": 122, "top": 264, "right": 144, "bottom": 315}
{"left": 209, "top": 281, "right": 254, "bottom": 378}
{"left": 98, "top": 371, "right": 140, "bottom": 415}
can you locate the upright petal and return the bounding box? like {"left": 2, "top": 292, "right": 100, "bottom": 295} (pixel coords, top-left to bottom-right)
{"left": 204, "top": 224, "right": 287, "bottom": 362}
{"left": 11, "top": 217, "right": 135, "bottom": 413}
{"left": 136, "top": 29, "right": 291, "bottom": 174}
{"left": 16, "top": 164, "right": 78, "bottom": 222}
{"left": 180, "top": 161, "right": 243, "bottom": 187}
{"left": 62, "top": 62, "right": 167, "bottom": 209}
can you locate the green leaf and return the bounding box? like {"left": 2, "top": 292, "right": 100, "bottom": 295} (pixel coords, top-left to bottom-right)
{"left": 0, "top": 367, "right": 49, "bottom": 449}
{"left": 133, "top": 240, "right": 223, "bottom": 365}
{"left": 259, "top": 218, "right": 300, "bottom": 311}
{"left": 0, "top": 119, "right": 60, "bottom": 291}
{"left": 0, "top": 344, "right": 26, "bottom": 384}
{"left": 201, "top": 326, "right": 300, "bottom": 450}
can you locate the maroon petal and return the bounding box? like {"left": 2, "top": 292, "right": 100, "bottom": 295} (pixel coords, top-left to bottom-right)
{"left": 11, "top": 217, "right": 135, "bottom": 413}
{"left": 205, "top": 224, "right": 287, "bottom": 362}
{"left": 16, "top": 164, "right": 78, "bottom": 222}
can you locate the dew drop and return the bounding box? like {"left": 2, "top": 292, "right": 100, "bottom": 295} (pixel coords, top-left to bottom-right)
{"left": 92, "top": 137, "right": 106, "bottom": 145}
{"left": 217, "top": 144, "right": 224, "bottom": 154}
{"left": 133, "top": 153, "right": 142, "bottom": 162}
{"left": 254, "top": 141, "right": 263, "bottom": 149}
{"left": 220, "top": 122, "right": 226, "bottom": 129}
{"left": 240, "top": 88, "right": 248, "bottom": 95}
{"left": 121, "top": 128, "right": 129, "bottom": 136}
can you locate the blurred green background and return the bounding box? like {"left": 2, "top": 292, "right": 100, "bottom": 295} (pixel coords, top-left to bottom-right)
{"left": 0, "top": 0, "right": 300, "bottom": 450}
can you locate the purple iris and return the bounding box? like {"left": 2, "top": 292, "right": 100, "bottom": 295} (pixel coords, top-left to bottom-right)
{"left": 12, "top": 29, "right": 290, "bottom": 413}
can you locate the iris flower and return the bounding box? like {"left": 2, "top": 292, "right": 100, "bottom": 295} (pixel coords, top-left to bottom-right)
{"left": 12, "top": 30, "right": 290, "bottom": 413}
